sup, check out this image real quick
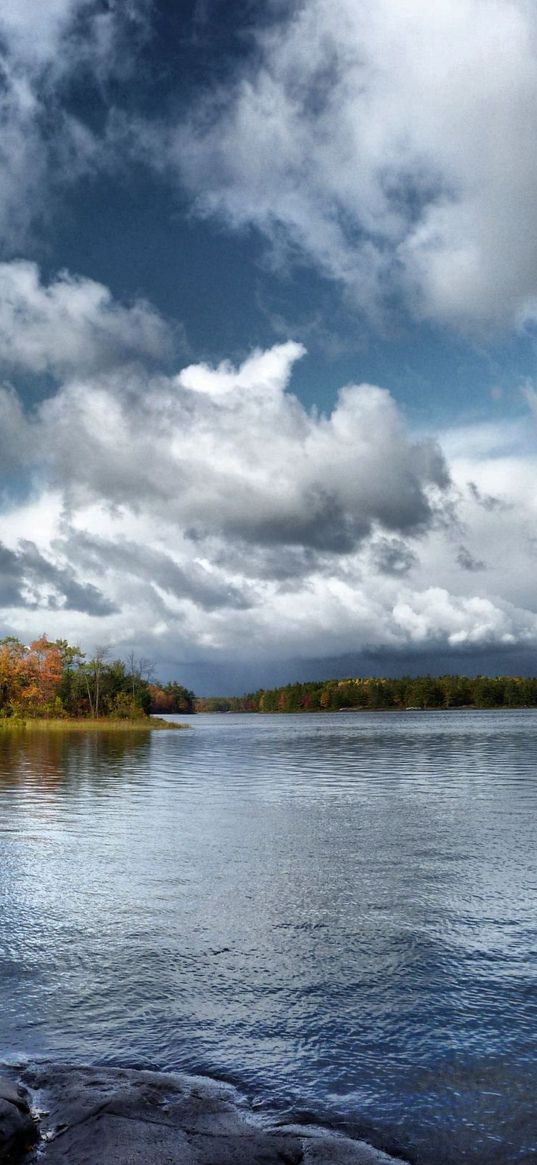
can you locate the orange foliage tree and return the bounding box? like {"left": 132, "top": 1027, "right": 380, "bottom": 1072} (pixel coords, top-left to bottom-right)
{"left": 0, "top": 635, "right": 63, "bottom": 716}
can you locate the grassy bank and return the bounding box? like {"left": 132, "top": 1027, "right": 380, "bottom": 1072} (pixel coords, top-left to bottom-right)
{"left": 0, "top": 717, "right": 187, "bottom": 732}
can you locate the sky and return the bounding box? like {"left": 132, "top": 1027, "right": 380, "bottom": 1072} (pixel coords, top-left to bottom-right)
{"left": 2, "top": 0, "right": 537, "bottom": 694}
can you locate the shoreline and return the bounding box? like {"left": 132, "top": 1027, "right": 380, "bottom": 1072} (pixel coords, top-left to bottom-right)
{"left": 0, "top": 1061, "right": 407, "bottom": 1165}
{"left": 0, "top": 717, "right": 187, "bottom": 732}
{"left": 195, "top": 704, "right": 537, "bottom": 713}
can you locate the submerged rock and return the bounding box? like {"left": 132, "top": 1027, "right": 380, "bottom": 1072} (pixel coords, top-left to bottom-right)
{"left": 0, "top": 1062, "right": 407, "bottom": 1164}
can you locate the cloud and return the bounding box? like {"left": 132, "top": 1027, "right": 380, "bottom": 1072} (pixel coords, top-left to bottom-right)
{"left": 0, "top": 261, "right": 171, "bottom": 375}
{"left": 1, "top": 308, "right": 536, "bottom": 676}
{"left": 34, "top": 340, "right": 448, "bottom": 551}
{"left": 6, "top": 0, "right": 537, "bottom": 338}
{"left": 170, "top": 0, "right": 537, "bottom": 332}
{"left": 0, "top": 0, "right": 149, "bottom": 249}
{"left": 0, "top": 385, "right": 30, "bottom": 471}
{"left": 467, "top": 481, "right": 506, "bottom": 513}
{"left": 390, "top": 589, "right": 536, "bottom": 649}
{"left": 370, "top": 536, "right": 418, "bottom": 577}
{"left": 64, "top": 529, "right": 253, "bottom": 612}
{"left": 0, "top": 1, "right": 86, "bottom": 66}
{"left": 0, "top": 538, "right": 115, "bottom": 614}
{"left": 456, "top": 544, "right": 486, "bottom": 573}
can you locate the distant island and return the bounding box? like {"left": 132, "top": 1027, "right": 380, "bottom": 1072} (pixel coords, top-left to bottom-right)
{"left": 195, "top": 673, "right": 537, "bottom": 713}
{"left": 0, "top": 635, "right": 194, "bottom": 725}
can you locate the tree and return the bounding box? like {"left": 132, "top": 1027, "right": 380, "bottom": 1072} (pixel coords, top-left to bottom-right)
{"left": 148, "top": 681, "right": 195, "bottom": 714}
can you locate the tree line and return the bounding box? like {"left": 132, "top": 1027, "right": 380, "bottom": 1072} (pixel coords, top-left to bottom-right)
{"left": 0, "top": 636, "right": 195, "bottom": 719}
{"left": 195, "top": 673, "right": 537, "bottom": 713}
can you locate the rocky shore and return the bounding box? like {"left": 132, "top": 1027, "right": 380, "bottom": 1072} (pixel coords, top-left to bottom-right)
{"left": 0, "top": 1062, "right": 407, "bottom": 1164}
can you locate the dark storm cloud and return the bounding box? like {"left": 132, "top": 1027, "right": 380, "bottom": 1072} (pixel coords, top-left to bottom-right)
{"left": 0, "top": 544, "right": 26, "bottom": 607}
{"left": 64, "top": 531, "right": 253, "bottom": 612}
{"left": 212, "top": 541, "right": 328, "bottom": 582}
{"left": 0, "top": 539, "right": 116, "bottom": 614}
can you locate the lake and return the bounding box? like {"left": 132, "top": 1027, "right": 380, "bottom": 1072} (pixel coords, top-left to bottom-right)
{"left": 1, "top": 710, "right": 537, "bottom": 1164}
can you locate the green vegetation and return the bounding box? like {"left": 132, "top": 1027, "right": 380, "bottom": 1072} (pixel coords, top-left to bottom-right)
{"left": 0, "top": 717, "right": 185, "bottom": 731}
{"left": 0, "top": 635, "right": 195, "bottom": 722}
{"left": 196, "top": 673, "right": 537, "bottom": 713}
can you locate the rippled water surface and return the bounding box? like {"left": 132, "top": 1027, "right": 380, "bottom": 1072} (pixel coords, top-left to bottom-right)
{"left": 1, "top": 711, "right": 537, "bottom": 1163}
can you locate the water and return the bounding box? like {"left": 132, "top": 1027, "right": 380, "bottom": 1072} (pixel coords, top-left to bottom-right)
{"left": 1, "top": 711, "right": 537, "bottom": 1164}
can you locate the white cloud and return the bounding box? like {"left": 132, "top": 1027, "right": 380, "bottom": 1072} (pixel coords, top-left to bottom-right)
{"left": 2, "top": 7, "right": 535, "bottom": 681}
{"left": 0, "top": 261, "right": 171, "bottom": 374}
{"left": 0, "top": 0, "right": 148, "bottom": 248}
{"left": 34, "top": 340, "right": 448, "bottom": 548}
{"left": 1, "top": 323, "right": 537, "bottom": 672}
{"left": 6, "top": 0, "right": 537, "bottom": 336}
{"left": 0, "top": 1, "right": 82, "bottom": 65}
{"left": 171, "top": 0, "right": 537, "bottom": 332}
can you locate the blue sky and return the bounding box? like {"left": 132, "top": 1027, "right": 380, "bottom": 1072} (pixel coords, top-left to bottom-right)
{"left": 2, "top": 0, "right": 537, "bottom": 692}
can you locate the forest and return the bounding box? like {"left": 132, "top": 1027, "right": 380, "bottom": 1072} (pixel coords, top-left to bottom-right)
{"left": 0, "top": 635, "right": 195, "bottom": 720}
{"left": 5, "top": 636, "right": 537, "bottom": 719}
{"left": 195, "top": 673, "right": 537, "bottom": 713}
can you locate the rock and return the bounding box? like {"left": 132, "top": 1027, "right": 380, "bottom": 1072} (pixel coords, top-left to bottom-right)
{"left": 0, "top": 1081, "right": 30, "bottom": 1116}
{"left": 2, "top": 1062, "right": 407, "bottom": 1164}
{"left": 0, "top": 1087, "right": 36, "bottom": 1163}
{"left": 290, "top": 1129, "right": 400, "bottom": 1164}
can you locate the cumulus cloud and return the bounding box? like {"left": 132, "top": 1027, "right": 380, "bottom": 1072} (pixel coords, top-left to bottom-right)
{"left": 33, "top": 340, "right": 448, "bottom": 551}
{"left": 170, "top": 0, "right": 537, "bottom": 332}
{"left": 0, "top": 3, "right": 534, "bottom": 682}
{"left": 256, "top": 580, "right": 537, "bottom": 658}
{"left": 0, "top": 306, "right": 536, "bottom": 674}
{"left": 0, "top": 261, "right": 171, "bottom": 375}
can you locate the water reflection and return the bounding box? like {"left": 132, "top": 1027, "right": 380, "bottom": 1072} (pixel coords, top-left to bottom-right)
{"left": 1, "top": 711, "right": 537, "bottom": 1164}
{"left": 0, "top": 727, "right": 151, "bottom": 791}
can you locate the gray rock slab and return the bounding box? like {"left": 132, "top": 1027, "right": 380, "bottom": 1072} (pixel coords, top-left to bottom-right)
{"left": 0, "top": 1062, "right": 407, "bottom": 1165}
{"left": 37, "top": 1114, "right": 197, "bottom": 1165}
{"left": 300, "top": 1134, "right": 401, "bottom": 1164}
{"left": 41, "top": 1115, "right": 307, "bottom": 1165}
{"left": 20, "top": 1064, "right": 244, "bottom": 1140}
